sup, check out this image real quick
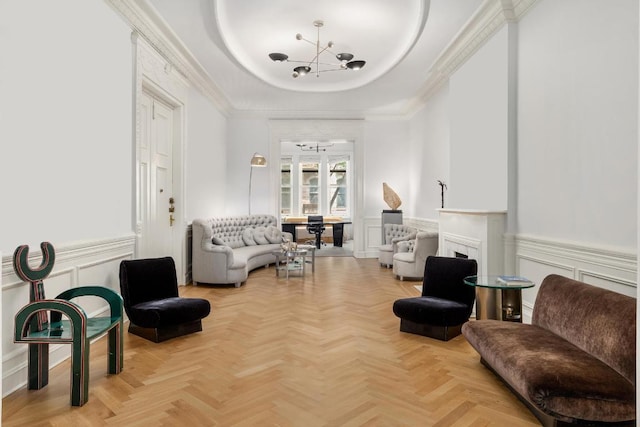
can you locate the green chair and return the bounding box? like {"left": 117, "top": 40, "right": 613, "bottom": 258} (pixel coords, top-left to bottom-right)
{"left": 13, "top": 242, "right": 123, "bottom": 406}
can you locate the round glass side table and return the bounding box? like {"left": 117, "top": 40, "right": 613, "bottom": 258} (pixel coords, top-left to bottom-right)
{"left": 464, "top": 275, "right": 535, "bottom": 322}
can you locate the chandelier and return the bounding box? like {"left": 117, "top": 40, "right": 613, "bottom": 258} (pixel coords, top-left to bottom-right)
{"left": 268, "top": 20, "right": 366, "bottom": 78}
{"left": 296, "top": 142, "right": 334, "bottom": 152}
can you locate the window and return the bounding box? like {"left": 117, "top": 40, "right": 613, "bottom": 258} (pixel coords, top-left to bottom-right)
{"left": 300, "top": 158, "right": 320, "bottom": 214}
{"left": 328, "top": 156, "right": 348, "bottom": 215}
{"left": 280, "top": 141, "right": 353, "bottom": 219}
{"left": 280, "top": 157, "right": 292, "bottom": 215}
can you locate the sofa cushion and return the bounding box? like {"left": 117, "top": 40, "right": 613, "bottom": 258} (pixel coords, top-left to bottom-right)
{"left": 264, "top": 225, "right": 283, "bottom": 243}
{"left": 463, "top": 320, "right": 636, "bottom": 423}
{"left": 532, "top": 274, "right": 636, "bottom": 385}
{"left": 242, "top": 228, "right": 257, "bottom": 246}
{"left": 253, "top": 226, "right": 269, "bottom": 244}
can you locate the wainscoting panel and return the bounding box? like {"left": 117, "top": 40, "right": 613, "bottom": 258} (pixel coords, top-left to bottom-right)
{"left": 512, "top": 234, "right": 636, "bottom": 323}
{"left": 362, "top": 217, "right": 382, "bottom": 258}
{"left": 1, "top": 235, "right": 135, "bottom": 397}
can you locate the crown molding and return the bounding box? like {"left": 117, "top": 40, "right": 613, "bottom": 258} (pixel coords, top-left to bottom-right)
{"left": 104, "top": 0, "right": 540, "bottom": 120}
{"left": 403, "top": 0, "right": 540, "bottom": 118}
{"left": 104, "top": 0, "right": 233, "bottom": 116}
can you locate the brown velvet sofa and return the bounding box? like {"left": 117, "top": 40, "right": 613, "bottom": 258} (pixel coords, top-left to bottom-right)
{"left": 462, "top": 274, "right": 635, "bottom": 427}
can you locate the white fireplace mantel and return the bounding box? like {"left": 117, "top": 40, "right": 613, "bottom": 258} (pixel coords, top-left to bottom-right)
{"left": 438, "top": 209, "right": 506, "bottom": 277}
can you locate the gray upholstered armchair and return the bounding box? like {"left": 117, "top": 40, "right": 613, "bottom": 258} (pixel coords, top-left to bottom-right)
{"left": 378, "top": 224, "right": 417, "bottom": 268}
{"left": 392, "top": 230, "right": 439, "bottom": 280}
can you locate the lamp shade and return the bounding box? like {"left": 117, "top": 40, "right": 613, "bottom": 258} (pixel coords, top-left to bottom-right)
{"left": 346, "top": 60, "right": 366, "bottom": 70}
{"left": 250, "top": 153, "right": 267, "bottom": 167}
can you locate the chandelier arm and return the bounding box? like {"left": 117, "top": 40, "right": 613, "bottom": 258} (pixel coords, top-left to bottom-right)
{"left": 299, "top": 37, "right": 316, "bottom": 46}
{"left": 287, "top": 60, "right": 344, "bottom": 67}
{"left": 317, "top": 68, "right": 348, "bottom": 73}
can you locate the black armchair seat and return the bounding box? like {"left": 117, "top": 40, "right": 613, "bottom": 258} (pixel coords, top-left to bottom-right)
{"left": 119, "top": 257, "right": 211, "bottom": 342}
{"left": 130, "top": 297, "right": 211, "bottom": 328}
{"left": 393, "top": 256, "right": 477, "bottom": 341}
{"left": 393, "top": 297, "right": 471, "bottom": 327}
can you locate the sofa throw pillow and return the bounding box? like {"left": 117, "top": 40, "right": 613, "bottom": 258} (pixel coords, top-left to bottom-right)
{"left": 212, "top": 236, "right": 226, "bottom": 246}
{"left": 242, "top": 228, "right": 257, "bottom": 246}
{"left": 253, "top": 226, "right": 270, "bottom": 245}
{"left": 264, "top": 225, "right": 283, "bottom": 244}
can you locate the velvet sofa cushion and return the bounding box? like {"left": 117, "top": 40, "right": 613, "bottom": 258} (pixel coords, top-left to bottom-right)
{"left": 130, "top": 297, "right": 211, "bottom": 328}
{"left": 462, "top": 320, "right": 635, "bottom": 423}
{"left": 531, "top": 274, "right": 636, "bottom": 386}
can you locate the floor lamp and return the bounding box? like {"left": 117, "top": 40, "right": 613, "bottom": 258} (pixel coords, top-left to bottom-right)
{"left": 249, "top": 152, "right": 267, "bottom": 214}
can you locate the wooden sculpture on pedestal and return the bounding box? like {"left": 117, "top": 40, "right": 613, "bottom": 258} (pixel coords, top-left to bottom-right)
{"left": 382, "top": 182, "right": 402, "bottom": 210}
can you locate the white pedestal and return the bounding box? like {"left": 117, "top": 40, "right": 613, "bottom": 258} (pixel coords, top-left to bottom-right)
{"left": 381, "top": 210, "right": 403, "bottom": 242}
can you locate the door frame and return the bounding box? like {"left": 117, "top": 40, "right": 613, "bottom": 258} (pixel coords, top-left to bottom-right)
{"left": 133, "top": 33, "right": 187, "bottom": 282}
{"left": 269, "top": 120, "right": 365, "bottom": 257}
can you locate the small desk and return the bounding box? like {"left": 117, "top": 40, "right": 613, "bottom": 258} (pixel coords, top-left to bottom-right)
{"left": 464, "top": 275, "right": 535, "bottom": 322}
{"left": 272, "top": 249, "right": 308, "bottom": 278}
{"left": 281, "top": 221, "right": 352, "bottom": 247}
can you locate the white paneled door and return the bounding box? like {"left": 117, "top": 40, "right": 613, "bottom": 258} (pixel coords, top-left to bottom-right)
{"left": 139, "top": 91, "right": 174, "bottom": 258}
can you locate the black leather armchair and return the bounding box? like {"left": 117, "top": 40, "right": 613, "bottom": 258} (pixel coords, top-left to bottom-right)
{"left": 119, "top": 257, "right": 211, "bottom": 342}
{"left": 306, "top": 215, "right": 326, "bottom": 249}
{"left": 392, "top": 256, "right": 477, "bottom": 341}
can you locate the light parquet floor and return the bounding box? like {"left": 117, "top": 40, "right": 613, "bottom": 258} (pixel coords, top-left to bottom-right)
{"left": 3, "top": 257, "right": 541, "bottom": 426}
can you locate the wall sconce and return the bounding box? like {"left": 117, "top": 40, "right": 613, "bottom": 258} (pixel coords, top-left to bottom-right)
{"left": 249, "top": 152, "right": 267, "bottom": 214}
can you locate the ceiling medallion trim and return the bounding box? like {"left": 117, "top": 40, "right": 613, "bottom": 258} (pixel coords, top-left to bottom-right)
{"left": 214, "top": 0, "right": 430, "bottom": 93}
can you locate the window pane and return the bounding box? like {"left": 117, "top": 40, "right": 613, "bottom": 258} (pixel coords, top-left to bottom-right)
{"left": 301, "top": 161, "right": 319, "bottom": 214}
{"left": 328, "top": 157, "right": 349, "bottom": 216}
{"left": 280, "top": 157, "right": 292, "bottom": 215}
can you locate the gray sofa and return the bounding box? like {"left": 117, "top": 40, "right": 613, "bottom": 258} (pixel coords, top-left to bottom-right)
{"left": 192, "top": 215, "right": 291, "bottom": 287}
{"left": 462, "top": 275, "right": 635, "bottom": 426}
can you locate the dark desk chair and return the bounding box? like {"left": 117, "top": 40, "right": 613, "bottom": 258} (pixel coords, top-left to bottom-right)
{"left": 393, "top": 256, "right": 477, "bottom": 341}
{"left": 306, "top": 215, "right": 326, "bottom": 249}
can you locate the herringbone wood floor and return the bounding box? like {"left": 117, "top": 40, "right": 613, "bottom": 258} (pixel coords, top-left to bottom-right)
{"left": 3, "top": 257, "right": 540, "bottom": 426}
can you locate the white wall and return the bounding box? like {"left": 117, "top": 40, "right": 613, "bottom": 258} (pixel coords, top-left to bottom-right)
{"left": 185, "top": 87, "right": 228, "bottom": 220}
{"left": 0, "top": 0, "right": 136, "bottom": 398}
{"left": 448, "top": 25, "right": 512, "bottom": 211}
{"left": 226, "top": 118, "right": 411, "bottom": 221}
{"left": 0, "top": 0, "right": 133, "bottom": 254}
{"left": 510, "top": 0, "right": 638, "bottom": 320}
{"left": 362, "top": 120, "right": 411, "bottom": 217}
{"left": 408, "top": 83, "right": 450, "bottom": 220}
{"left": 226, "top": 118, "right": 271, "bottom": 216}
{"left": 517, "top": 0, "right": 638, "bottom": 250}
